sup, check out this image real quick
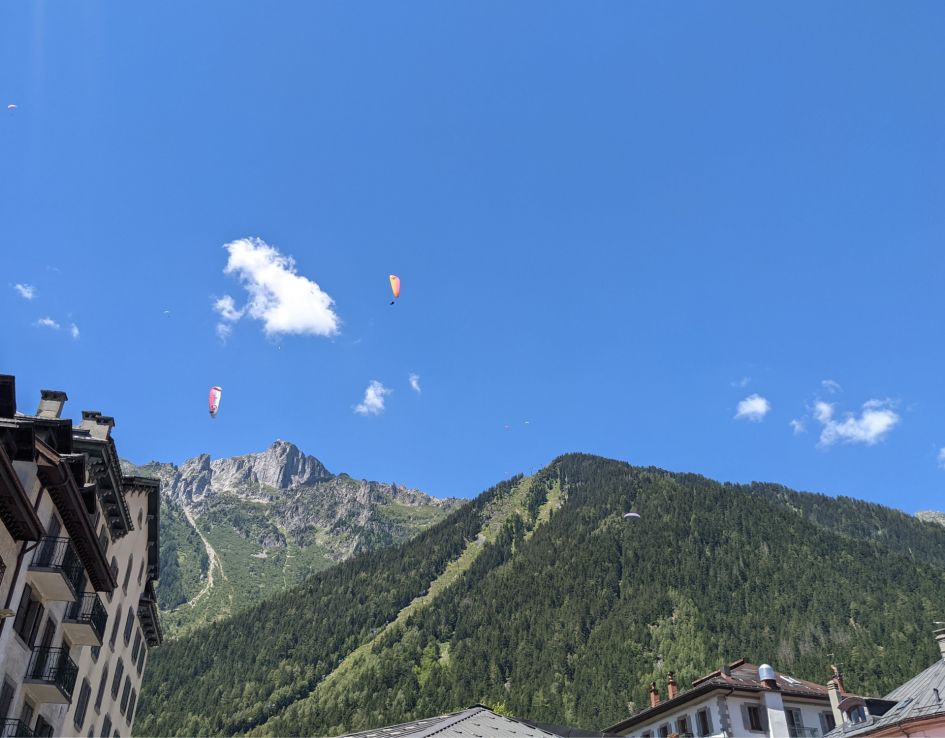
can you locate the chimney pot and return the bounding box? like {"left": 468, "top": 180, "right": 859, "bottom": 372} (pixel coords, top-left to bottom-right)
{"left": 649, "top": 681, "right": 661, "bottom": 708}
{"left": 667, "top": 671, "right": 678, "bottom": 700}
{"left": 935, "top": 628, "right": 945, "bottom": 663}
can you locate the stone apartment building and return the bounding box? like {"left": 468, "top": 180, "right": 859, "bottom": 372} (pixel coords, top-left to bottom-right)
{"left": 0, "top": 375, "right": 161, "bottom": 737}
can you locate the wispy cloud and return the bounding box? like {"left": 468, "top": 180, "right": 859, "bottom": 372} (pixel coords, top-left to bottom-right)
{"left": 790, "top": 419, "right": 805, "bottom": 434}
{"left": 215, "top": 237, "right": 340, "bottom": 338}
{"left": 731, "top": 376, "right": 751, "bottom": 388}
{"left": 814, "top": 399, "right": 899, "bottom": 447}
{"left": 69, "top": 323, "right": 80, "bottom": 340}
{"left": 36, "top": 317, "right": 60, "bottom": 330}
{"left": 355, "top": 380, "right": 391, "bottom": 416}
{"left": 14, "top": 283, "right": 35, "bottom": 300}
{"left": 821, "top": 379, "right": 842, "bottom": 395}
{"left": 735, "top": 394, "right": 770, "bottom": 422}
{"left": 937, "top": 448, "right": 945, "bottom": 469}
{"left": 409, "top": 373, "right": 421, "bottom": 394}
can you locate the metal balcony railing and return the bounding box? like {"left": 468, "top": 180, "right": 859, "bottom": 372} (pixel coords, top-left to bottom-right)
{"left": 0, "top": 719, "right": 33, "bottom": 738}
{"left": 64, "top": 591, "right": 108, "bottom": 641}
{"left": 790, "top": 728, "right": 820, "bottom": 737}
{"left": 31, "top": 537, "right": 84, "bottom": 595}
{"left": 25, "top": 647, "right": 78, "bottom": 701}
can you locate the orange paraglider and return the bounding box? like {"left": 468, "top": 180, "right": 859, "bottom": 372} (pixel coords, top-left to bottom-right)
{"left": 389, "top": 275, "right": 401, "bottom": 305}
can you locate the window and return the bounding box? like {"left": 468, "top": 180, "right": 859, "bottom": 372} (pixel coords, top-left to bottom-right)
{"left": 13, "top": 584, "right": 45, "bottom": 647}
{"left": 697, "top": 708, "right": 713, "bottom": 737}
{"left": 98, "top": 526, "right": 109, "bottom": 554}
{"left": 137, "top": 508, "right": 143, "bottom": 528}
{"left": 123, "top": 608, "right": 135, "bottom": 645}
{"left": 0, "top": 680, "right": 14, "bottom": 720}
{"left": 113, "top": 732, "right": 120, "bottom": 738}
{"left": 136, "top": 644, "right": 146, "bottom": 675}
{"left": 786, "top": 707, "right": 805, "bottom": 737}
{"left": 100, "top": 715, "right": 111, "bottom": 738}
{"left": 74, "top": 679, "right": 92, "bottom": 729}
{"left": 137, "top": 559, "right": 144, "bottom": 585}
{"left": 848, "top": 705, "right": 867, "bottom": 724}
{"left": 744, "top": 704, "right": 764, "bottom": 732}
{"left": 0, "top": 553, "right": 6, "bottom": 589}
{"left": 94, "top": 664, "right": 109, "bottom": 712}
{"left": 34, "top": 716, "right": 54, "bottom": 737}
{"left": 676, "top": 715, "right": 691, "bottom": 735}
{"left": 20, "top": 701, "right": 33, "bottom": 729}
{"left": 122, "top": 556, "right": 132, "bottom": 593}
{"left": 658, "top": 724, "right": 670, "bottom": 738}
{"left": 131, "top": 631, "right": 142, "bottom": 663}
{"left": 106, "top": 558, "right": 118, "bottom": 601}
{"left": 91, "top": 646, "right": 100, "bottom": 662}
{"left": 641, "top": 732, "right": 652, "bottom": 738}
{"left": 111, "top": 659, "right": 124, "bottom": 699}
{"left": 120, "top": 677, "right": 131, "bottom": 716}
{"left": 819, "top": 711, "right": 836, "bottom": 734}
{"left": 109, "top": 612, "right": 120, "bottom": 648}
{"left": 126, "top": 690, "right": 137, "bottom": 723}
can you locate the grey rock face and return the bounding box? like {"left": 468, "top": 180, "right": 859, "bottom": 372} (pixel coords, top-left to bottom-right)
{"left": 916, "top": 510, "right": 945, "bottom": 527}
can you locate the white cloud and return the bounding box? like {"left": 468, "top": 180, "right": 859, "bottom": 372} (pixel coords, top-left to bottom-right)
{"left": 355, "top": 380, "right": 391, "bottom": 416}
{"left": 69, "top": 323, "right": 80, "bottom": 340}
{"left": 731, "top": 376, "right": 750, "bottom": 388}
{"left": 14, "top": 283, "right": 35, "bottom": 300}
{"left": 814, "top": 399, "right": 899, "bottom": 447}
{"left": 735, "top": 394, "right": 770, "bottom": 422}
{"left": 214, "top": 294, "right": 243, "bottom": 321}
{"left": 821, "top": 379, "right": 842, "bottom": 394}
{"left": 216, "top": 237, "right": 340, "bottom": 337}
{"left": 36, "top": 317, "right": 60, "bottom": 330}
{"left": 937, "top": 448, "right": 945, "bottom": 469}
{"left": 409, "top": 373, "right": 421, "bottom": 394}
{"left": 790, "top": 419, "right": 805, "bottom": 434}
{"left": 216, "top": 322, "right": 233, "bottom": 340}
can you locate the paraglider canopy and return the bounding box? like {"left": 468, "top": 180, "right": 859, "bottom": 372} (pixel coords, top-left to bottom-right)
{"left": 623, "top": 512, "right": 641, "bottom": 519}
{"left": 208, "top": 386, "right": 222, "bottom": 418}
{"left": 389, "top": 275, "right": 401, "bottom": 304}
{"left": 6, "top": 104, "right": 16, "bottom": 111}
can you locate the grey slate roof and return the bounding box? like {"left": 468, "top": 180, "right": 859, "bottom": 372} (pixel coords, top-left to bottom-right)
{"left": 334, "top": 706, "right": 566, "bottom": 738}
{"left": 827, "top": 658, "right": 945, "bottom": 737}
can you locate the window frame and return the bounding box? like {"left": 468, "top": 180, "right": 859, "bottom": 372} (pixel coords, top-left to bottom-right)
{"left": 74, "top": 678, "right": 93, "bottom": 729}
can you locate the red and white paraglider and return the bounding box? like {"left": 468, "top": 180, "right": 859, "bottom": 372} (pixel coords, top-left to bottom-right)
{"left": 208, "top": 386, "right": 222, "bottom": 418}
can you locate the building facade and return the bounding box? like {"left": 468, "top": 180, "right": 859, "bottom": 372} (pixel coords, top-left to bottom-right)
{"left": 0, "top": 375, "right": 161, "bottom": 738}
{"left": 825, "top": 629, "right": 945, "bottom": 738}
{"left": 605, "top": 660, "right": 874, "bottom": 738}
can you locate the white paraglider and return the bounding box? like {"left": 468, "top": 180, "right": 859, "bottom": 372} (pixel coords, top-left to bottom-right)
{"left": 208, "top": 386, "right": 222, "bottom": 418}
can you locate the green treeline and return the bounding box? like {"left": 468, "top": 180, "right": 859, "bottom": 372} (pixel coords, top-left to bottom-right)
{"left": 136, "top": 456, "right": 945, "bottom": 737}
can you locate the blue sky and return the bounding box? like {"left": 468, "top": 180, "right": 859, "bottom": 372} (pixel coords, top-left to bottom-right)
{"left": 2, "top": 2, "right": 943, "bottom": 512}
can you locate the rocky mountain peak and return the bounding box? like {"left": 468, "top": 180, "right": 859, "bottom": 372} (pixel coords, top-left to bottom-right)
{"left": 916, "top": 510, "right": 945, "bottom": 527}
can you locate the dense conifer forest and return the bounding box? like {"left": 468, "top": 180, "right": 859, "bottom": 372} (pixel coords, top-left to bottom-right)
{"left": 135, "top": 455, "right": 945, "bottom": 737}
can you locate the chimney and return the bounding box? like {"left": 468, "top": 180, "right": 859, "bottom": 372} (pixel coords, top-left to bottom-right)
{"left": 667, "top": 672, "right": 678, "bottom": 700}
{"left": 759, "top": 664, "right": 778, "bottom": 690}
{"left": 0, "top": 375, "right": 15, "bottom": 418}
{"left": 720, "top": 663, "right": 732, "bottom": 677}
{"left": 935, "top": 628, "right": 945, "bottom": 663}
{"left": 649, "top": 682, "right": 660, "bottom": 708}
{"left": 827, "top": 677, "right": 844, "bottom": 727}
{"left": 37, "top": 389, "right": 68, "bottom": 419}
{"left": 830, "top": 664, "right": 846, "bottom": 693}
{"left": 79, "top": 410, "right": 115, "bottom": 440}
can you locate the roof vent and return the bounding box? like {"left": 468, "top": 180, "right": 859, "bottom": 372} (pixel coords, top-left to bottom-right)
{"left": 759, "top": 664, "right": 776, "bottom": 682}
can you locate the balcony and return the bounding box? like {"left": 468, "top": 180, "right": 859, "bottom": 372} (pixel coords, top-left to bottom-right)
{"left": 27, "top": 537, "right": 83, "bottom": 602}
{"left": 22, "top": 647, "right": 78, "bottom": 704}
{"left": 0, "top": 720, "right": 33, "bottom": 738}
{"left": 62, "top": 592, "right": 107, "bottom": 646}
{"left": 790, "top": 728, "right": 821, "bottom": 737}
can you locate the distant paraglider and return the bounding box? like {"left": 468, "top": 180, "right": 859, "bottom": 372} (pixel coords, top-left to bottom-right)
{"left": 6, "top": 104, "right": 16, "bottom": 111}
{"left": 623, "top": 512, "right": 641, "bottom": 519}
{"left": 208, "top": 386, "right": 222, "bottom": 418}
{"left": 389, "top": 275, "right": 401, "bottom": 305}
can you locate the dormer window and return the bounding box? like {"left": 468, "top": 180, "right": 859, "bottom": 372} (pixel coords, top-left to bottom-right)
{"left": 848, "top": 705, "right": 867, "bottom": 724}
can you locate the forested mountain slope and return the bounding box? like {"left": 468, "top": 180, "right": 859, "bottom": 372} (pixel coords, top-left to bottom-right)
{"left": 135, "top": 455, "right": 945, "bottom": 737}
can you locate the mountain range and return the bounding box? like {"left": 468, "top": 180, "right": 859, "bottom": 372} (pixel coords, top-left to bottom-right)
{"left": 122, "top": 440, "right": 461, "bottom": 636}
{"left": 134, "top": 453, "right": 945, "bottom": 737}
